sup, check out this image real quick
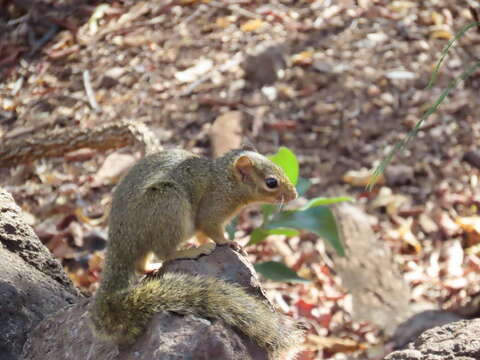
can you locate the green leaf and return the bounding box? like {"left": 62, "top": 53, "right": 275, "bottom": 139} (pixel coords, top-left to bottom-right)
{"left": 295, "top": 177, "right": 312, "bottom": 196}
{"left": 301, "top": 196, "right": 353, "bottom": 210}
{"left": 268, "top": 147, "right": 299, "bottom": 185}
{"left": 248, "top": 227, "right": 300, "bottom": 245}
{"left": 261, "top": 204, "right": 277, "bottom": 222}
{"left": 267, "top": 206, "right": 344, "bottom": 256}
{"left": 226, "top": 217, "right": 238, "bottom": 240}
{"left": 254, "top": 261, "right": 310, "bottom": 283}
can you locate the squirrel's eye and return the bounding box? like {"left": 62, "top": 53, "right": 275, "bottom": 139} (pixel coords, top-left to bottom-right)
{"left": 265, "top": 177, "right": 278, "bottom": 189}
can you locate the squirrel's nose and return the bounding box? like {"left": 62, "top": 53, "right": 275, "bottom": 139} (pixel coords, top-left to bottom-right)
{"left": 286, "top": 188, "right": 297, "bottom": 202}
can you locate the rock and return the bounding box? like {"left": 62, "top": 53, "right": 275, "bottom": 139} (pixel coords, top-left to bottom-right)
{"left": 1, "top": 186, "right": 276, "bottom": 359}
{"left": 332, "top": 202, "right": 412, "bottom": 335}
{"left": 385, "top": 164, "right": 414, "bottom": 186}
{"left": 0, "top": 188, "right": 80, "bottom": 360}
{"left": 243, "top": 43, "right": 287, "bottom": 86}
{"left": 391, "top": 310, "right": 463, "bottom": 350}
{"left": 23, "top": 299, "right": 267, "bottom": 360}
{"left": 385, "top": 319, "right": 480, "bottom": 360}
{"left": 463, "top": 150, "right": 480, "bottom": 169}
{"left": 22, "top": 245, "right": 274, "bottom": 360}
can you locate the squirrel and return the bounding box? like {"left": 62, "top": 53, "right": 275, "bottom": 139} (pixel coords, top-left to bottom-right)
{"left": 90, "top": 148, "right": 303, "bottom": 357}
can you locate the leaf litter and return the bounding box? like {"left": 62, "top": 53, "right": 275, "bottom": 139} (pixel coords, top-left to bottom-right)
{"left": 1, "top": 0, "right": 480, "bottom": 358}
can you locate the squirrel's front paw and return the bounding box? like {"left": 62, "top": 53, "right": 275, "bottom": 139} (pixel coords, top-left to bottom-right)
{"left": 199, "top": 242, "right": 216, "bottom": 255}
{"left": 218, "top": 240, "right": 247, "bottom": 255}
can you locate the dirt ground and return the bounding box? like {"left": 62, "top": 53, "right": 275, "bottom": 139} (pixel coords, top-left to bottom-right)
{"left": 1, "top": 0, "right": 480, "bottom": 359}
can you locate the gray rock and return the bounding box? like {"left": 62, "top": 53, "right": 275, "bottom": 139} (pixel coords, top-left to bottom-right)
{"left": 385, "top": 164, "right": 414, "bottom": 186}
{"left": 243, "top": 43, "right": 287, "bottom": 86}
{"left": 385, "top": 319, "right": 480, "bottom": 360}
{"left": 2, "top": 186, "right": 273, "bottom": 359}
{"left": 23, "top": 299, "right": 268, "bottom": 360}
{"left": 332, "top": 202, "right": 412, "bottom": 335}
{"left": 392, "top": 310, "right": 463, "bottom": 350}
{"left": 22, "top": 245, "right": 273, "bottom": 359}
{"left": 463, "top": 150, "right": 480, "bottom": 170}
{"left": 0, "top": 188, "right": 79, "bottom": 360}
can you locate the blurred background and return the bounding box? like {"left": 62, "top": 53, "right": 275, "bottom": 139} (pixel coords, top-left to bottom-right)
{"left": 1, "top": 0, "right": 480, "bottom": 359}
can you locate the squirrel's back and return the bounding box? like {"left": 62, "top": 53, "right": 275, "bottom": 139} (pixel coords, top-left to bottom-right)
{"left": 114, "top": 150, "right": 200, "bottom": 200}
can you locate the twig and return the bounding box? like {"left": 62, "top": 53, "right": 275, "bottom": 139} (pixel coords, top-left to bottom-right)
{"left": 88, "top": 1, "right": 174, "bottom": 44}
{"left": 182, "top": 4, "right": 208, "bottom": 24}
{"left": 0, "top": 120, "right": 161, "bottom": 167}
{"left": 7, "top": 13, "right": 30, "bottom": 26}
{"left": 177, "top": 52, "right": 244, "bottom": 97}
{"left": 27, "top": 24, "right": 59, "bottom": 57}
{"left": 209, "top": 1, "right": 259, "bottom": 19}
{"left": 83, "top": 70, "right": 101, "bottom": 112}
{"left": 228, "top": 4, "right": 259, "bottom": 19}
{"left": 11, "top": 77, "right": 24, "bottom": 96}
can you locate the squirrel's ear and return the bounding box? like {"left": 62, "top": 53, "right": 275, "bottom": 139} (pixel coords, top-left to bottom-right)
{"left": 234, "top": 155, "right": 254, "bottom": 182}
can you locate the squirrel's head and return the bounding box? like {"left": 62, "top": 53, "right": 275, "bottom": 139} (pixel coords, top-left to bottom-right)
{"left": 232, "top": 151, "right": 297, "bottom": 204}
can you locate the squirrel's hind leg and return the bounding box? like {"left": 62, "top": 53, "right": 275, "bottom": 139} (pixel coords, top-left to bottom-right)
{"left": 135, "top": 252, "right": 161, "bottom": 274}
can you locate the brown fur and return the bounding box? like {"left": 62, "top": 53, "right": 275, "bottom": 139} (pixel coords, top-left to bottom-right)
{"left": 91, "top": 149, "right": 302, "bottom": 357}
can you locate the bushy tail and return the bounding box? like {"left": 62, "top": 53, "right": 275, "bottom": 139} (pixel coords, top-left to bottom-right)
{"left": 91, "top": 272, "right": 303, "bottom": 355}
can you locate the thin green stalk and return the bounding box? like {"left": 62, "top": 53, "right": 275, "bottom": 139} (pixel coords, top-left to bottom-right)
{"left": 368, "top": 22, "right": 480, "bottom": 190}
{"left": 428, "top": 21, "right": 480, "bottom": 88}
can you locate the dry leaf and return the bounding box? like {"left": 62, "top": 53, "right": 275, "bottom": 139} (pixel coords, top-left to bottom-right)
{"left": 443, "top": 240, "right": 464, "bottom": 278}
{"left": 431, "top": 11, "right": 444, "bottom": 25}
{"left": 466, "top": 243, "right": 480, "bottom": 255}
{"left": 438, "top": 213, "right": 461, "bottom": 237}
{"left": 175, "top": 58, "right": 213, "bottom": 83}
{"left": 291, "top": 50, "right": 314, "bottom": 66}
{"left": 456, "top": 216, "right": 480, "bottom": 245}
{"left": 431, "top": 29, "right": 453, "bottom": 39}
{"left": 371, "top": 187, "right": 408, "bottom": 215}
{"left": 216, "top": 17, "right": 231, "bottom": 28}
{"left": 398, "top": 217, "right": 422, "bottom": 253}
{"left": 342, "top": 168, "right": 385, "bottom": 187}
{"left": 86, "top": 4, "right": 111, "bottom": 35}
{"left": 419, "top": 213, "right": 439, "bottom": 234}
{"left": 65, "top": 148, "right": 96, "bottom": 162}
{"left": 68, "top": 221, "right": 85, "bottom": 247}
{"left": 116, "top": 2, "right": 150, "bottom": 27}
{"left": 389, "top": 1, "right": 416, "bottom": 12}
{"left": 209, "top": 111, "right": 243, "bottom": 157}
{"left": 48, "top": 235, "right": 76, "bottom": 259}
{"left": 307, "top": 334, "right": 367, "bottom": 353}
{"left": 294, "top": 349, "right": 317, "bottom": 360}
{"left": 180, "top": 0, "right": 211, "bottom": 4}
{"left": 92, "top": 152, "right": 136, "bottom": 186}
{"left": 241, "top": 19, "right": 265, "bottom": 32}
{"left": 75, "top": 208, "right": 107, "bottom": 226}
{"left": 443, "top": 277, "right": 468, "bottom": 290}
{"left": 69, "top": 268, "right": 96, "bottom": 288}
{"left": 313, "top": 102, "right": 337, "bottom": 115}
{"left": 89, "top": 251, "right": 105, "bottom": 272}
{"left": 385, "top": 70, "right": 416, "bottom": 80}
{"left": 1, "top": 98, "right": 15, "bottom": 111}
